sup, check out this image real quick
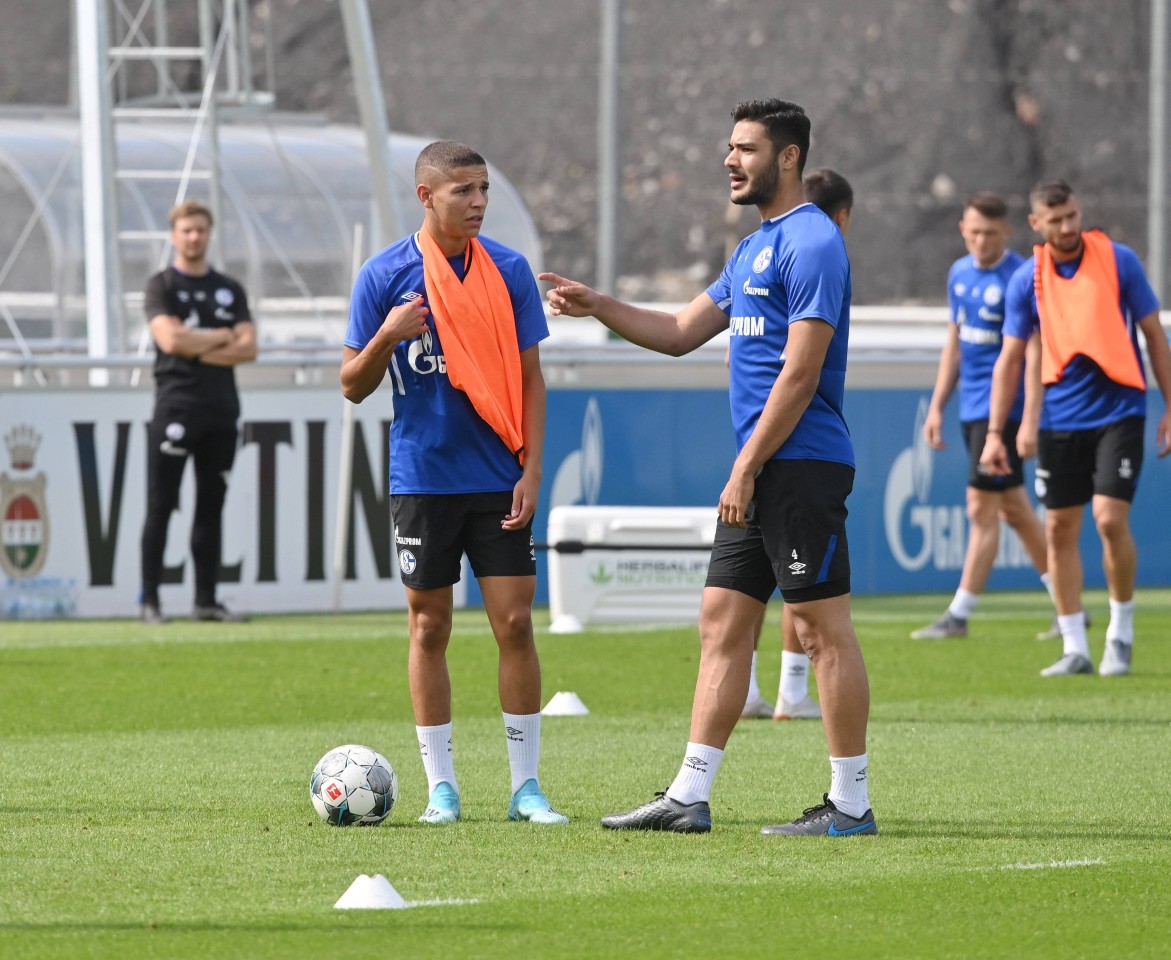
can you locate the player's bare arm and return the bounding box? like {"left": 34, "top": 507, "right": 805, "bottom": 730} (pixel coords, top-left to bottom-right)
{"left": 200, "top": 321, "right": 258, "bottom": 367}
{"left": 149, "top": 313, "right": 234, "bottom": 358}
{"left": 504, "top": 344, "right": 546, "bottom": 530}
{"left": 539, "top": 273, "right": 728, "bottom": 356}
{"left": 979, "top": 332, "right": 1028, "bottom": 475}
{"left": 1017, "top": 332, "right": 1042, "bottom": 459}
{"left": 1137, "top": 310, "right": 1171, "bottom": 456}
{"left": 718, "top": 318, "right": 834, "bottom": 528}
{"left": 340, "top": 299, "right": 430, "bottom": 403}
{"left": 924, "top": 322, "right": 961, "bottom": 450}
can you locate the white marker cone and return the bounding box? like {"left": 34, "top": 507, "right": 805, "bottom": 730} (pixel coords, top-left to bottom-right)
{"left": 542, "top": 691, "right": 590, "bottom": 716}
{"left": 549, "top": 614, "right": 584, "bottom": 634}
{"left": 335, "top": 873, "right": 407, "bottom": 910}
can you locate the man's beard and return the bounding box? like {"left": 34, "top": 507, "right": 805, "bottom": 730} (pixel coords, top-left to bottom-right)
{"left": 732, "top": 163, "right": 779, "bottom": 207}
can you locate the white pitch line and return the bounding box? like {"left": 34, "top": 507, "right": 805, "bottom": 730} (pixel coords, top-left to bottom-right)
{"left": 404, "top": 898, "right": 481, "bottom": 908}
{"left": 1000, "top": 858, "right": 1105, "bottom": 871}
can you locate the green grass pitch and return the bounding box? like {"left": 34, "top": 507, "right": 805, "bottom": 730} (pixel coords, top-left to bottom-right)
{"left": 2, "top": 589, "right": 1170, "bottom": 959}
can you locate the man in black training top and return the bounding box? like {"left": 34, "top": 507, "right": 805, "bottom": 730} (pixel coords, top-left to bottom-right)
{"left": 140, "top": 200, "right": 257, "bottom": 624}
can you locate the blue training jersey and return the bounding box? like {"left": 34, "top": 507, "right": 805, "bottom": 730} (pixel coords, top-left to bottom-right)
{"left": 707, "top": 203, "right": 853, "bottom": 467}
{"left": 344, "top": 233, "right": 549, "bottom": 494}
{"left": 948, "top": 251, "right": 1026, "bottom": 423}
{"left": 1003, "top": 241, "right": 1158, "bottom": 431}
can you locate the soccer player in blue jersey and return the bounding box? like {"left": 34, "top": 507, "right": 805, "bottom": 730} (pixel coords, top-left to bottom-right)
{"left": 542, "top": 100, "right": 875, "bottom": 836}
{"left": 982, "top": 179, "right": 1171, "bottom": 677}
{"left": 911, "top": 193, "right": 1055, "bottom": 640}
{"left": 740, "top": 167, "right": 853, "bottom": 722}
{"left": 341, "top": 140, "right": 567, "bottom": 825}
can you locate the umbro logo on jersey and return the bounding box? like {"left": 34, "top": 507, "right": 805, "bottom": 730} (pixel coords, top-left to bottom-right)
{"left": 401, "top": 291, "right": 424, "bottom": 303}
{"left": 788, "top": 549, "right": 806, "bottom": 574}
{"left": 505, "top": 726, "right": 524, "bottom": 742}
{"left": 1119, "top": 458, "right": 1134, "bottom": 480}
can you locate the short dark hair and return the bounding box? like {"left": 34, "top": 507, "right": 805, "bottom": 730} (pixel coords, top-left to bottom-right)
{"left": 731, "top": 99, "right": 811, "bottom": 174}
{"left": 963, "top": 192, "right": 1008, "bottom": 220}
{"left": 1029, "top": 179, "right": 1074, "bottom": 208}
{"left": 414, "top": 140, "right": 487, "bottom": 184}
{"left": 804, "top": 168, "right": 853, "bottom": 218}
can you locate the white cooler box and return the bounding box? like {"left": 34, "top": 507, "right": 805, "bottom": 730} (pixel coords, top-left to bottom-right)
{"left": 546, "top": 506, "right": 717, "bottom": 632}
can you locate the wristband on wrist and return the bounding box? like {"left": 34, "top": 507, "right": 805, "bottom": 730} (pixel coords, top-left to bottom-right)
{"left": 987, "top": 428, "right": 1002, "bottom": 435}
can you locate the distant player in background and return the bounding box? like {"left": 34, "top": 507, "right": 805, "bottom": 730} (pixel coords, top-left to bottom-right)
{"left": 341, "top": 140, "right": 567, "bottom": 825}
{"left": 740, "top": 167, "right": 853, "bottom": 722}
{"left": 544, "top": 99, "right": 875, "bottom": 836}
{"left": 982, "top": 179, "right": 1171, "bottom": 677}
{"left": 910, "top": 193, "right": 1056, "bottom": 640}
{"left": 139, "top": 200, "right": 257, "bottom": 624}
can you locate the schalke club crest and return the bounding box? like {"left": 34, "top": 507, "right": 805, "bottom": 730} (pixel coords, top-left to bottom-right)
{"left": 1, "top": 425, "right": 49, "bottom": 578}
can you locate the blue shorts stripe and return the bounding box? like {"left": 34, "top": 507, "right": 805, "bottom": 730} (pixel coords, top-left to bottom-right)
{"left": 815, "top": 535, "right": 838, "bottom": 585}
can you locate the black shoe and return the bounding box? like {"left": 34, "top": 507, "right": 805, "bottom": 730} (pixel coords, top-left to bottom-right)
{"left": 761, "top": 794, "right": 877, "bottom": 836}
{"left": 191, "top": 603, "right": 249, "bottom": 623}
{"left": 600, "top": 792, "right": 711, "bottom": 833}
{"left": 140, "top": 603, "right": 169, "bottom": 625}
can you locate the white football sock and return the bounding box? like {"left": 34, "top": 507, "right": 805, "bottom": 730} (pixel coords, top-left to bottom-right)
{"left": 948, "top": 588, "right": 979, "bottom": 620}
{"left": 1107, "top": 598, "right": 1135, "bottom": 644}
{"left": 666, "top": 742, "right": 724, "bottom": 805}
{"left": 416, "top": 722, "right": 457, "bottom": 794}
{"left": 746, "top": 650, "right": 763, "bottom": 702}
{"left": 779, "top": 650, "right": 811, "bottom": 705}
{"left": 828, "top": 753, "right": 870, "bottom": 818}
{"left": 502, "top": 711, "right": 541, "bottom": 794}
{"left": 1058, "top": 612, "right": 1090, "bottom": 658}
{"left": 1041, "top": 573, "right": 1057, "bottom": 606}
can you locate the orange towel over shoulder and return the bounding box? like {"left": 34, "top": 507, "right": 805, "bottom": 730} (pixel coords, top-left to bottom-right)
{"left": 1033, "top": 229, "right": 1146, "bottom": 390}
{"left": 418, "top": 228, "right": 526, "bottom": 464}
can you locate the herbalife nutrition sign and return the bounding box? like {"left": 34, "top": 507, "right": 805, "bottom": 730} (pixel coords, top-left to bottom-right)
{"left": 589, "top": 556, "right": 709, "bottom": 588}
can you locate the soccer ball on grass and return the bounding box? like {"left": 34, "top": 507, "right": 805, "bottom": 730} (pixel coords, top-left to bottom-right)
{"left": 310, "top": 744, "right": 397, "bottom": 826}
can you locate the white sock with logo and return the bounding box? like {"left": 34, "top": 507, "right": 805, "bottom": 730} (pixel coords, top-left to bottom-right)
{"left": 502, "top": 711, "right": 541, "bottom": 794}
{"left": 948, "top": 588, "right": 978, "bottom": 620}
{"left": 746, "top": 650, "right": 764, "bottom": 702}
{"left": 828, "top": 753, "right": 870, "bottom": 818}
{"left": 779, "top": 650, "right": 811, "bottom": 705}
{"left": 1107, "top": 598, "right": 1135, "bottom": 644}
{"left": 416, "top": 722, "right": 457, "bottom": 794}
{"left": 1057, "top": 612, "right": 1090, "bottom": 658}
{"left": 666, "top": 742, "right": 724, "bottom": 805}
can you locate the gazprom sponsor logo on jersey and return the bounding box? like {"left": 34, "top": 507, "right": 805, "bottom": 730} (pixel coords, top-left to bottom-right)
{"left": 742, "top": 279, "right": 769, "bottom": 296}
{"left": 408, "top": 326, "right": 447, "bottom": 375}
{"left": 959, "top": 326, "right": 1002, "bottom": 345}
{"left": 883, "top": 397, "right": 1036, "bottom": 572}
{"left": 729, "top": 316, "right": 765, "bottom": 336}
{"left": 752, "top": 246, "right": 773, "bottom": 274}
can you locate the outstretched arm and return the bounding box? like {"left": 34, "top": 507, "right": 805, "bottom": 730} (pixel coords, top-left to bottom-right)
{"left": 539, "top": 272, "right": 728, "bottom": 356}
